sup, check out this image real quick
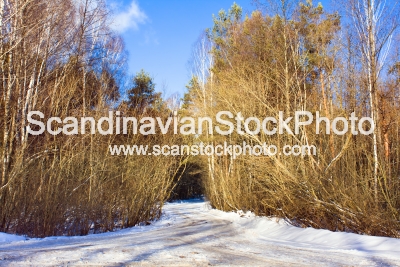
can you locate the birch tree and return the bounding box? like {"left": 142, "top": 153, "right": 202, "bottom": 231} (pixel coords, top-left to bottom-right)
{"left": 349, "top": 0, "right": 398, "bottom": 201}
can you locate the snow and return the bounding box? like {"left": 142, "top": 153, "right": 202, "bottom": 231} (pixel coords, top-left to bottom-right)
{"left": 0, "top": 233, "right": 25, "bottom": 243}
{"left": 0, "top": 199, "right": 400, "bottom": 266}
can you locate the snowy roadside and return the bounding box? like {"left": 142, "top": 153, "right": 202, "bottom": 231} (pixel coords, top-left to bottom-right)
{"left": 0, "top": 199, "right": 399, "bottom": 266}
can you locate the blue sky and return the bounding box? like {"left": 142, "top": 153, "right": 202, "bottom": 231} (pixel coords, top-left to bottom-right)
{"left": 109, "top": 0, "right": 255, "bottom": 98}
{"left": 109, "top": 0, "right": 332, "bottom": 99}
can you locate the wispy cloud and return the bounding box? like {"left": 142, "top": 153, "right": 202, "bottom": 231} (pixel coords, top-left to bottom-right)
{"left": 110, "top": 1, "right": 147, "bottom": 33}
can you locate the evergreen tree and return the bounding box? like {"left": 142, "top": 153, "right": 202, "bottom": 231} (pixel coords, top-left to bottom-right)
{"left": 126, "top": 69, "right": 161, "bottom": 112}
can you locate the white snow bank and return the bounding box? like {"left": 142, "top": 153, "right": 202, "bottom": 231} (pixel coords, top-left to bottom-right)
{"left": 0, "top": 205, "right": 176, "bottom": 244}
{"left": 205, "top": 205, "right": 400, "bottom": 259}
{"left": 0, "top": 232, "right": 25, "bottom": 243}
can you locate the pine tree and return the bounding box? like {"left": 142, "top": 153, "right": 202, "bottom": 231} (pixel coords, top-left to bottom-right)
{"left": 126, "top": 69, "right": 161, "bottom": 112}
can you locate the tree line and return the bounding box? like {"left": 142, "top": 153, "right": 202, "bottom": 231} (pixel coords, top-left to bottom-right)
{"left": 183, "top": 0, "right": 400, "bottom": 237}
{"left": 0, "top": 0, "right": 190, "bottom": 237}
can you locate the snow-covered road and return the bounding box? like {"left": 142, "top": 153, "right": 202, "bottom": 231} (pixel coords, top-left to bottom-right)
{"left": 1, "top": 199, "right": 400, "bottom": 266}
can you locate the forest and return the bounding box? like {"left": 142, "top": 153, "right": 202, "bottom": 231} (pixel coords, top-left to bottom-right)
{"left": 1, "top": 0, "right": 400, "bottom": 240}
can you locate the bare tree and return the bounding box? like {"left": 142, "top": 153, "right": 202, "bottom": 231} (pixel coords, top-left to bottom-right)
{"left": 349, "top": 0, "right": 398, "bottom": 201}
